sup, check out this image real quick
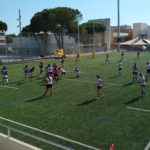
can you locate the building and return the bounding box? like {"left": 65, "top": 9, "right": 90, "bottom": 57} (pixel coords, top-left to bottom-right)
{"left": 0, "top": 30, "right": 6, "bottom": 46}
{"left": 133, "top": 23, "right": 148, "bottom": 39}
{"left": 88, "top": 18, "right": 111, "bottom": 50}
{"left": 111, "top": 25, "right": 133, "bottom": 48}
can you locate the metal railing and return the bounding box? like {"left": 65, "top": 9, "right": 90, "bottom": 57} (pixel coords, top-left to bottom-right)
{"left": 0, "top": 123, "right": 74, "bottom": 150}
{"left": 0, "top": 116, "right": 100, "bottom": 150}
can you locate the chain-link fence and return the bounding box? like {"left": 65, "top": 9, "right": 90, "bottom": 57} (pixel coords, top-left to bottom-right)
{"left": 0, "top": 32, "right": 108, "bottom": 63}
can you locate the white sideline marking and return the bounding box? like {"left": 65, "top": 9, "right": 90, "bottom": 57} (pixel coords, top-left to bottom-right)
{"left": 144, "top": 142, "right": 150, "bottom": 150}
{"left": 0, "top": 116, "right": 101, "bottom": 150}
{"left": 0, "top": 85, "right": 19, "bottom": 90}
{"left": 127, "top": 107, "right": 150, "bottom": 113}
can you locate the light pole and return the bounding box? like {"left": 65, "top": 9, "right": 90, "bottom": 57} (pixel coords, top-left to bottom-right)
{"left": 17, "top": 9, "right": 23, "bottom": 59}
{"left": 117, "top": 0, "right": 120, "bottom": 51}
{"left": 77, "top": 22, "right": 80, "bottom": 50}
{"left": 76, "top": 15, "right": 82, "bottom": 51}
{"left": 93, "top": 20, "right": 95, "bottom": 51}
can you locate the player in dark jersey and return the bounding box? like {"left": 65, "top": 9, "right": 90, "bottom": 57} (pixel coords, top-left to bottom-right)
{"left": 39, "top": 62, "right": 44, "bottom": 75}
{"left": 23, "top": 65, "right": 29, "bottom": 80}
{"left": 132, "top": 63, "right": 139, "bottom": 82}
{"left": 1, "top": 65, "right": 8, "bottom": 84}
{"left": 28, "top": 67, "right": 35, "bottom": 82}
{"left": 96, "top": 75, "right": 103, "bottom": 99}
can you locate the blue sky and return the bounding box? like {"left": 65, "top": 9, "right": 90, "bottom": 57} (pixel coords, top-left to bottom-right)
{"left": 1, "top": 0, "right": 150, "bottom": 34}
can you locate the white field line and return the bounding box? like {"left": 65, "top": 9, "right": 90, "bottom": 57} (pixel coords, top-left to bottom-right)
{"left": 144, "top": 142, "right": 150, "bottom": 150}
{"left": 127, "top": 107, "right": 150, "bottom": 150}
{"left": 127, "top": 107, "right": 150, "bottom": 113}
{"left": 0, "top": 116, "right": 101, "bottom": 150}
{"left": 0, "top": 85, "right": 19, "bottom": 90}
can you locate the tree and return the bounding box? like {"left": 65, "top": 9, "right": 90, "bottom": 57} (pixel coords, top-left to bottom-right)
{"left": 0, "top": 21, "right": 7, "bottom": 32}
{"left": 81, "top": 22, "right": 106, "bottom": 34}
{"left": 79, "top": 22, "right": 106, "bottom": 45}
{"left": 22, "top": 7, "right": 82, "bottom": 55}
{"left": 6, "top": 34, "right": 16, "bottom": 43}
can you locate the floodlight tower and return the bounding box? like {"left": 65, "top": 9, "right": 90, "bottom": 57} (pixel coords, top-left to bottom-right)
{"left": 93, "top": 20, "right": 95, "bottom": 52}
{"left": 17, "top": 9, "right": 23, "bottom": 59}
{"left": 117, "top": 0, "right": 120, "bottom": 51}
{"left": 76, "top": 14, "right": 82, "bottom": 50}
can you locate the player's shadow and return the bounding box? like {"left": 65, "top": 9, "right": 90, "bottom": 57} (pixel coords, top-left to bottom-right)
{"left": 24, "top": 95, "right": 44, "bottom": 103}
{"left": 125, "top": 96, "right": 142, "bottom": 104}
{"left": 110, "top": 75, "right": 120, "bottom": 79}
{"left": 68, "top": 76, "right": 79, "bottom": 79}
{"left": 40, "top": 83, "right": 45, "bottom": 86}
{"left": 123, "top": 82, "right": 133, "bottom": 87}
{"left": 33, "top": 75, "right": 39, "bottom": 78}
{"left": 37, "top": 80, "right": 45, "bottom": 84}
{"left": 7, "top": 80, "right": 25, "bottom": 85}
{"left": 77, "top": 98, "right": 97, "bottom": 106}
{"left": 36, "top": 77, "right": 44, "bottom": 80}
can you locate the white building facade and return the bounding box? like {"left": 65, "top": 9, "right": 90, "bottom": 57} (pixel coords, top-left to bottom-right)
{"left": 133, "top": 23, "right": 149, "bottom": 39}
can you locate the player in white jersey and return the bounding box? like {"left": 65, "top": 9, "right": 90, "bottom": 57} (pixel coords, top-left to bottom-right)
{"left": 96, "top": 75, "right": 103, "bottom": 99}
{"left": 58, "top": 67, "right": 66, "bottom": 79}
{"left": 139, "top": 73, "right": 146, "bottom": 97}
{"left": 44, "top": 74, "right": 53, "bottom": 96}
{"left": 47, "top": 65, "right": 53, "bottom": 76}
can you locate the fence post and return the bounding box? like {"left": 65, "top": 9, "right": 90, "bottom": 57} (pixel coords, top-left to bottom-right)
{"left": 7, "top": 128, "right": 11, "bottom": 137}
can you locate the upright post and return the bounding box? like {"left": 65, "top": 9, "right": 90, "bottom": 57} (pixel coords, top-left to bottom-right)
{"left": 117, "top": 0, "right": 120, "bottom": 51}
{"left": 18, "top": 9, "right": 23, "bottom": 59}
{"left": 78, "top": 22, "right": 80, "bottom": 50}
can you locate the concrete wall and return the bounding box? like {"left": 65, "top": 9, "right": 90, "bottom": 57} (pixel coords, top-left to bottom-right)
{"left": 0, "top": 133, "right": 42, "bottom": 150}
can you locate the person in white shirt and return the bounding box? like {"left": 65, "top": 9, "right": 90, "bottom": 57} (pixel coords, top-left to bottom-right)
{"left": 96, "top": 75, "right": 103, "bottom": 99}
{"left": 139, "top": 72, "right": 146, "bottom": 97}
{"left": 58, "top": 67, "right": 66, "bottom": 79}
{"left": 47, "top": 64, "right": 53, "bottom": 76}
{"left": 44, "top": 74, "right": 53, "bottom": 96}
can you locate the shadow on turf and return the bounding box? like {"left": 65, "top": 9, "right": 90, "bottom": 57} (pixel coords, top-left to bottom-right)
{"left": 24, "top": 95, "right": 44, "bottom": 103}
{"left": 125, "top": 96, "right": 142, "bottom": 104}
{"left": 68, "top": 76, "right": 79, "bottom": 79}
{"left": 36, "top": 77, "right": 44, "bottom": 80}
{"left": 7, "top": 80, "right": 25, "bottom": 85}
{"left": 77, "top": 98, "right": 97, "bottom": 106}
{"left": 110, "top": 75, "right": 120, "bottom": 79}
{"left": 123, "top": 82, "right": 133, "bottom": 87}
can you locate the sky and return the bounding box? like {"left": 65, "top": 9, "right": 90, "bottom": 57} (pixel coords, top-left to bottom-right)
{"left": 1, "top": 0, "right": 150, "bottom": 35}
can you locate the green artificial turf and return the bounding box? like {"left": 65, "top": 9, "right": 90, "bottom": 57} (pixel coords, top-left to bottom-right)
{"left": 0, "top": 51, "right": 150, "bottom": 150}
